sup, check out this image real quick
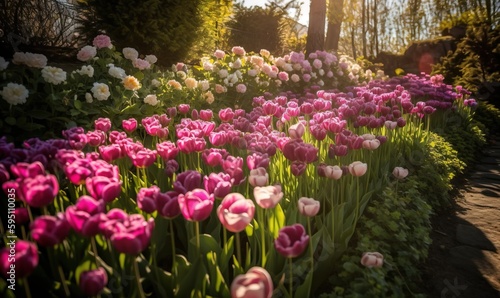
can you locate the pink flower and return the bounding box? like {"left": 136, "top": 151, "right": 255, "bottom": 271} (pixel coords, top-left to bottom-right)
{"left": 156, "top": 141, "right": 179, "bottom": 161}
{"left": 86, "top": 176, "right": 122, "bottom": 202}
{"left": 80, "top": 267, "right": 108, "bottom": 296}
{"left": 0, "top": 240, "right": 38, "bottom": 279}
{"left": 253, "top": 185, "right": 283, "bottom": 209}
{"left": 288, "top": 122, "right": 305, "bottom": 139}
{"left": 248, "top": 167, "right": 268, "bottom": 187}
{"left": 199, "top": 109, "right": 213, "bottom": 121}
{"left": 291, "top": 161, "right": 307, "bottom": 176}
{"left": 178, "top": 189, "right": 214, "bottom": 221}
{"left": 101, "top": 212, "right": 154, "bottom": 255}
{"left": 297, "top": 197, "right": 320, "bottom": 217}
{"left": 348, "top": 161, "right": 367, "bottom": 177}
{"left": 19, "top": 174, "right": 59, "bottom": 207}
{"left": 77, "top": 45, "right": 97, "bottom": 62}
{"left": 362, "top": 139, "right": 381, "bottom": 150}
{"left": 122, "top": 118, "right": 138, "bottom": 133}
{"left": 274, "top": 224, "right": 309, "bottom": 258}
{"left": 232, "top": 46, "right": 246, "bottom": 56}
{"left": 392, "top": 167, "right": 409, "bottom": 179}
{"left": 246, "top": 152, "right": 270, "bottom": 170}
{"left": 94, "top": 117, "right": 112, "bottom": 132}
{"left": 66, "top": 195, "right": 106, "bottom": 237}
{"left": 178, "top": 104, "right": 190, "bottom": 114}
{"left": 155, "top": 191, "right": 181, "bottom": 219}
{"left": 360, "top": 252, "right": 384, "bottom": 268}
{"left": 137, "top": 186, "right": 160, "bottom": 213}
{"left": 203, "top": 172, "right": 233, "bottom": 199}
{"left": 201, "top": 148, "right": 226, "bottom": 167}
{"left": 236, "top": 84, "right": 247, "bottom": 93}
{"left": 231, "top": 267, "right": 273, "bottom": 298}
{"left": 219, "top": 107, "right": 235, "bottom": 122}
{"left": 174, "top": 170, "right": 202, "bottom": 194}
{"left": 14, "top": 207, "right": 30, "bottom": 225}
{"left": 99, "top": 144, "right": 123, "bottom": 162}
{"left": 214, "top": 49, "right": 226, "bottom": 59}
{"left": 133, "top": 58, "right": 151, "bottom": 70}
{"left": 30, "top": 213, "right": 70, "bottom": 246}
{"left": 217, "top": 193, "right": 255, "bottom": 233}
{"left": 92, "top": 35, "right": 112, "bottom": 49}
{"left": 128, "top": 148, "right": 157, "bottom": 168}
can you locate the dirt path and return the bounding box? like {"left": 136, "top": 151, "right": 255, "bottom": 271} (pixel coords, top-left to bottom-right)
{"left": 421, "top": 135, "right": 500, "bottom": 297}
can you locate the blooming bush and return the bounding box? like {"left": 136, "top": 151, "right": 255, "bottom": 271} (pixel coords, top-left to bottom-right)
{"left": 0, "top": 36, "right": 483, "bottom": 297}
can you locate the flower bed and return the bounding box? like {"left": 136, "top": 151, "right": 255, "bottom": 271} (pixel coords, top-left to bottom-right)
{"left": 0, "top": 36, "right": 480, "bottom": 297}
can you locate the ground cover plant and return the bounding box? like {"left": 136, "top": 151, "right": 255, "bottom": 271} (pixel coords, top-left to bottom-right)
{"left": 0, "top": 36, "right": 481, "bottom": 297}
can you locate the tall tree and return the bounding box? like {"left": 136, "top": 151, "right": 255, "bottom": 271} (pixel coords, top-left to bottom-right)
{"left": 306, "top": 0, "right": 327, "bottom": 53}
{"left": 325, "top": 0, "right": 345, "bottom": 51}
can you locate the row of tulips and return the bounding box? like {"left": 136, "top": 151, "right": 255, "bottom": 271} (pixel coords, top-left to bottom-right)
{"left": 0, "top": 68, "right": 477, "bottom": 297}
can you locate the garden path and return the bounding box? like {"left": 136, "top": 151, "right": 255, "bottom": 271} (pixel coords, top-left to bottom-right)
{"left": 422, "top": 134, "right": 500, "bottom": 297}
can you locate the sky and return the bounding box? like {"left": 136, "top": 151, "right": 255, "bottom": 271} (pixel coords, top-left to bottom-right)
{"left": 240, "top": 0, "right": 310, "bottom": 26}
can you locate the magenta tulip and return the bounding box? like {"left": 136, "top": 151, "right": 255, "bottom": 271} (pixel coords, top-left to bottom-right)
{"left": 156, "top": 141, "right": 179, "bottom": 161}
{"left": 274, "top": 224, "right": 309, "bottom": 258}
{"left": 31, "top": 213, "right": 70, "bottom": 246}
{"left": 217, "top": 193, "right": 255, "bottom": 233}
{"left": 19, "top": 174, "right": 59, "bottom": 208}
{"left": 80, "top": 267, "right": 108, "bottom": 296}
{"left": 66, "top": 195, "right": 106, "bottom": 237}
{"left": 99, "top": 144, "right": 123, "bottom": 162}
{"left": 101, "top": 213, "right": 155, "bottom": 255}
{"left": 122, "top": 118, "right": 138, "bottom": 133}
{"left": 203, "top": 172, "right": 233, "bottom": 199}
{"left": 94, "top": 117, "right": 112, "bottom": 132}
{"left": 231, "top": 267, "right": 273, "bottom": 298}
{"left": 155, "top": 191, "right": 181, "bottom": 218}
{"left": 177, "top": 189, "right": 214, "bottom": 221}
{"left": 174, "top": 170, "right": 202, "bottom": 194}
{"left": 0, "top": 240, "right": 38, "bottom": 278}
{"left": 86, "top": 176, "right": 121, "bottom": 202}
{"left": 10, "top": 161, "right": 45, "bottom": 179}
{"left": 129, "top": 148, "right": 157, "bottom": 168}
{"left": 137, "top": 186, "right": 160, "bottom": 213}
{"left": 14, "top": 207, "right": 30, "bottom": 225}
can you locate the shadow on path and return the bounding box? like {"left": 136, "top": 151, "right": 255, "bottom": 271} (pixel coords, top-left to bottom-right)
{"left": 422, "top": 136, "right": 500, "bottom": 298}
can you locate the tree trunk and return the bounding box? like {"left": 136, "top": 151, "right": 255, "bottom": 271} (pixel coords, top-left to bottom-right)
{"left": 325, "top": 0, "right": 344, "bottom": 51}
{"left": 362, "top": 0, "right": 367, "bottom": 57}
{"left": 306, "top": 0, "right": 326, "bottom": 54}
{"left": 351, "top": 26, "right": 357, "bottom": 59}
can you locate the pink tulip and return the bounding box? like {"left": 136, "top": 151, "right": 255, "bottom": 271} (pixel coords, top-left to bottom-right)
{"left": 362, "top": 139, "right": 381, "bottom": 150}
{"left": 19, "top": 174, "right": 59, "bottom": 208}
{"left": 274, "top": 224, "right": 309, "bottom": 258}
{"left": 248, "top": 167, "right": 269, "bottom": 187}
{"left": 80, "top": 267, "right": 108, "bottom": 296}
{"left": 86, "top": 176, "right": 121, "bottom": 202}
{"left": 10, "top": 161, "right": 45, "bottom": 179}
{"left": 199, "top": 109, "right": 213, "bottom": 121}
{"left": 31, "top": 213, "right": 70, "bottom": 246}
{"left": 14, "top": 207, "right": 30, "bottom": 225}
{"left": 156, "top": 141, "right": 179, "bottom": 161}
{"left": 290, "top": 161, "right": 307, "bottom": 176}
{"left": 86, "top": 130, "right": 106, "bottom": 147}
{"left": 348, "top": 161, "right": 367, "bottom": 177}
{"left": 177, "top": 189, "right": 214, "bottom": 221}
{"left": 219, "top": 108, "right": 235, "bottom": 122}
{"left": 102, "top": 213, "right": 154, "bottom": 255}
{"left": 178, "top": 104, "right": 190, "bottom": 114}
{"left": 392, "top": 167, "right": 409, "bottom": 179}
{"left": 64, "top": 159, "right": 93, "bottom": 185}
{"left": 360, "top": 252, "right": 384, "bottom": 268}
{"left": 217, "top": 193, "right": 255, "bottom": 233}
{"left": 203, "top": 172, "right": 233, "bottom": 199}
{"left": 246, "top": 152, "right": 270, "bottom": 170}
{"left": 165, "top": 159, "right": 179, "bottom": 177}
{"left": 0, "top": 240, "right": 39, "bottom": 278}
{"left": 298, "top": 197, "right": 320, "bottom": 217}
{"left": 129, "top": 148, "right": 157, "bottom": 168}
{"left": 122, "top": 118, "right": 138, "bottom": 133}
{"left": 94, "top": 117, "right": 112, "bottom": 132}
{"left": 288, "top": 122, "right": 305, "bottom": 139}
{"left": 201, "top": 148, "right": 226, "bottom": 167}
{"left": 253, "top": 185, "right": 283, "bottom": 209}
{"left": 99, "top": 144, "right": 123, "bottom": 162}
{"left": 231, "top": 267, "right": 273, "bottom": 298}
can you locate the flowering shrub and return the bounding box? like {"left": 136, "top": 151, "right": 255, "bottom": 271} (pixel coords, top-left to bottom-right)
{"left": 0, "top": 36, "right": 482, "bottom": 297}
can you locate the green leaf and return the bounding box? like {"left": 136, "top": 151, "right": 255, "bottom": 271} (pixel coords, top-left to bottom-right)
{"left": 268, "top": 204, "right": 285, "bottom": 238}
{"left": 219, "top": 235, "right": 234, "bottom": 273}
{"left": 74, "top": 99, "right": 83, "bottom": 109}
{"left": 205, "top": 252, "right": 230, "bottom": 297}
{"left": 5, "top": 117, "right": 16, "bottom": 126}
{"left": 191, "top": 234, "right": 222, "bottom": 256}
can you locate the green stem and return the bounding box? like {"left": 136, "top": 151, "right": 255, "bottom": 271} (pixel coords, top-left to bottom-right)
{"left": 259, "top": 208, "right": 266, "bottom": 267}
{"left": 236, "top": 232, "right": 242, "bottom": 266}
{"left": 22, "top": 278, "right": 32, "bottom": 298}
{"left": 90, "top": 237, "right": 100, "bottom": 267}
{"left": 107, "top": 240, "right": 125, "bottom": 298}
{"left": 307, "top": 217, "right": 314, "bottom": 274}
{"left": 58, "top": 265, "right": 70, "bottom": 297}
{"left": 133, "top": 257, "right": 146, "bottom": 298}
{"left": 169, "top": 220, "right": 177, "bottom": 276}
{"left": 195, "top": 221, "right": 200, "bottom": 257}
{"left": 288, "top": 258, "right": 293, "bottom": 298}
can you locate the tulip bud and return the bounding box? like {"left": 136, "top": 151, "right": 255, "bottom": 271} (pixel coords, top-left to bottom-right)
{"left": 298, "top": 197, "right": 320, "bottom": 217}
{"left": 392, "top": 167, "right": 409, "bottom": 179}
{"left": 360, "top": 252, "right": 384, "bottom": 268}
{"left": 274, "top": 224, "right": 309, "bottom": 258}
{"left": 79, "top": 267, "right": 108, "bottom": 296}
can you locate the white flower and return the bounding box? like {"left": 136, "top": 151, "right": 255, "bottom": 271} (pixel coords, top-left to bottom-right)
{"left": 41, "top": 66, "right": 67, "bottom": 85}
{"left": 145, "top": 55, "right": 157, "bottom": 64}
{"left": 108, "top": 66, "right": 126, "bottom": 79}
{"left": 76, "top": 65, "right": 94, "bottom": 77}
{"left": 291, "top": 74, "right": 300, "bottom": 83}
{"left": 218, "top": 69, "right": 228, "bottom": 78}
{"left": 0, "top": 57, "right": 9, "bottom": 71}
{"left": 91, "top": 82, "right": 110, "bottom": 101}
{"left": 203, "top": 61, "right": 213, "bottom": 71}
{"left": 143, "top": 94, "right": 158, "bottom": 106}
{"left": 122, "top": 47, "right": 139, "bottom": 60}
{"left": 85, "top": 92, "right": 93, "bottom": 103}
{"left": 236, "top": 83, "right": 247, "bottom": 93}
{"left": 247, "top": 69, "right": 258, "bottom": 77}
{"left": 13, "top": 52, "right": 47, "bottom": 68}
{"left": 198, "top": 80, "right": 210, "bottom": 91}
{"left": 1, "top": 83, "right": 29, "bottom": 105}
{"left": 151, "top": 79, "right": 161, "bottom": 88}
{"left": 230, "top": 58, "right": 242, "bottom": 69}
{"left": 283, "top": 63, "right": 293, "bottom": 72}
